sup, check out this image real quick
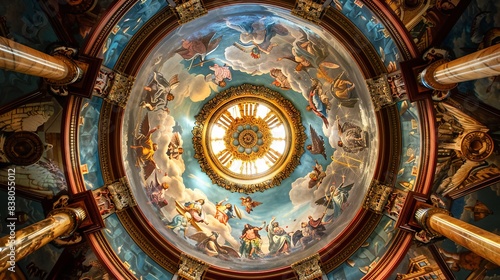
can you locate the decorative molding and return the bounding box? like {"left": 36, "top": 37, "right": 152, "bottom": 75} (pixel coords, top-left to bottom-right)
{"left": 174, "top": 0, "right": 208, "bottom": 24}
{"left": 178, "top": 253, "right": 208, "bottom": 280}
{"left": 99, "top": 101, "right": 114, "bottom": 184}
{"left": 321, "top": 212, "right": 382, "bottom": 272}
{"left": 3, "top": 131, "right": 44, "bottom": 166}
{"left": 47, "top": 207, "right": 87, "bottom": 239}
{"left": 117, "top": 208, "right": 180, "bottom": 273}
{"left": 105, "top": 71, "right": 134, "bottom": 108}
{"left": 106, "top": 177, "right": 137, "bottom": 211}
{"left": 418, "top": 59, "right": 457, "bottom": 91}
{"left": 291, "top": 0, "right": 326, "bottom": 24}
{"left": 387, "top": 70, "right": 407, "bottom": 100}
{"left": 63, "top": 96, "right": 87, "bottom": 195}
{"left": 291, "top": 253, "right": 323, "bottom": 280}
{"left": 366, "top": 74, "right": 394, "bottom": 111}
{"left": 362, "top": 181, "right": 394, "bottom": 214}
{"left": 414, "top": 207, "right": 450, "bottom": 237}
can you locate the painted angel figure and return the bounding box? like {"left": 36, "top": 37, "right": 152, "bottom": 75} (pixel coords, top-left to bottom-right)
{"left": 240, "top": 196, "right": 262, "bottom": 214}
{"left": 166, "top": 132, "right": 183, "bottom": 160}
{"left": 130, "top": 113, "right": 160, "bottom": 180}
{"left": 270, "top": 68, "right": 291, "bottom": 90}
{"left": 176, "top": 31, "right": 222, "bottom": 69}
{"left": 315, "top": 176, "right": 353, "bottom": 221}
{"left": 306, "top": 124, "right": 327, "bottom": 159}
{"left": 308, "top": 161, "right": 326, "bottom": 189}
{"left": 306, "top": 79, "right": 330, "bottom": 128}
{"left": 139, "top": 72, "right": 178, "bottom": 112}
{"left": 227, "top": 17, "right": 288, "bottom": 59}
{"left": 205, "top": 64, "right": 232, "bottom": 87}
{"left": 277, "top": 28, "right": 338, "bottom": 82}
{"left": 331, "top": 71, "right": 358, "bottom": 108}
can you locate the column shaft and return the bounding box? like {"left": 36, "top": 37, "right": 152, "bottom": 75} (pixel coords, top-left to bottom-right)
{"left": 0, "top": 36, "right": 69, "bottom": 81}
{"left": 0, "top": 207, "right": 85, "bottom": 272}
{"left": 434, "top": 44, "right": 500, "bottom": 85}
{"left": 428, "top": 212, "right": 500, "bottom": 266}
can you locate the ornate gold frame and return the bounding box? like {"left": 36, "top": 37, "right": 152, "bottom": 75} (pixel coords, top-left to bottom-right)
{"left": 192, "top": 84, "right": 306, "bottom": 193}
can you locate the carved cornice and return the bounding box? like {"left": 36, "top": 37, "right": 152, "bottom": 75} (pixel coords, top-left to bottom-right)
{"left": 105, "top": 71, "right": 135, "bottom": 108}
{"left": 320, "top": 211, "right": 382, "bottom": 272}
{"left": 291, "top": 0, "right": 327, "bottom": 24}
{"left": 99, "top": 100, "right": 114, "bottom": 184}
{"left": 86, "top": 231, "right": 137, "bottom": 279}
{"left": 366, "top": 74, "right": 394, "bottom": 112}
{"left": 117, "top": 208, "right": 180, "bottom": 273}
{"left": 174, "top": 0, "right": 208, "bottom": 24}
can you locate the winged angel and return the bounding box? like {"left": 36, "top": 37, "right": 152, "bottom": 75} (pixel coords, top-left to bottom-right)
{"left": 306, "top": 124, "right": 327, "bottom": 159}
{"left": 189, "top": 231, "right": 240, "bottom": 260}
{"left": 130, "top": 113, "right": 159, "bottom": 180}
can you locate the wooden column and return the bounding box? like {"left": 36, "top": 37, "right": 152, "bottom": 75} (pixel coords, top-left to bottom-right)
{"left": 0, "top": 207, "right": 86, "bottom": 272}
{"left": 419, "top": 44, "right": 500, "bottom": 91}
{"left": 415, "top": 208, "right": 500, "bottom": 266}
{"left": 0, "top": 36, "right": 81, "bottom": 84}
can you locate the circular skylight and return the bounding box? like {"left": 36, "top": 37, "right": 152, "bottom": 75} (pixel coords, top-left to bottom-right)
{"left": 192, "top": 84, "right": 306, "bottom": 193}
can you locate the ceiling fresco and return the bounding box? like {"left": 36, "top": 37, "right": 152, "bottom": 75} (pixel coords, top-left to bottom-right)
{"left": 2, "top": 0, "right": 500, "bottom": 279}
{"left": 121, "top": 4, "right": 379, "bottom": 271}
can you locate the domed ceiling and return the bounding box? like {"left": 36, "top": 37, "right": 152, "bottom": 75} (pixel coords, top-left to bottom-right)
{"left": 122, "top": 4, "right": 379, "bottom": 271}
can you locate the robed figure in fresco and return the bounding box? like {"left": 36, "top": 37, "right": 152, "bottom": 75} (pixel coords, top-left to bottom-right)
{"left": 226, "top": 17, "right": 288, "bottom": 59}
{"left": 267, "top": 217, "right": 292, "bottom": 256}
{"left": 214, "top": 198, "right": 238, "bottom": 225}
{"left": 239, "top": 222, "right": 266, "bottom": 259}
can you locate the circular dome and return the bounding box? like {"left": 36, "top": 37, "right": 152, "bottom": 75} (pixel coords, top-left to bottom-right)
{"left": 122, "top": 4, "right": 379, "bottom": 272}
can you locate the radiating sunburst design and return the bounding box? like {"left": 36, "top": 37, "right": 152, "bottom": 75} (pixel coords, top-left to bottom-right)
{"left": 192, "top": 84, "right": 306, "bottom": 193}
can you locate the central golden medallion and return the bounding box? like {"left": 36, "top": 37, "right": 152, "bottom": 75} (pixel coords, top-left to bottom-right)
{"left": 192, "top": 84, "right": 306, "bottom": 193}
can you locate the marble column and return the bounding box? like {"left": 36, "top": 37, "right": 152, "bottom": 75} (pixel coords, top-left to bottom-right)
{"left": 419, "top": 44, "right": 500, "bottom": 91}
{"left": 415, "top": 208, "right": 500, "bottom": 266}
{"left": 0, "top": 207, "right": 86, "bottom": 272}
{"left": 0, "top": 36, "right": 81, "bottom": 84}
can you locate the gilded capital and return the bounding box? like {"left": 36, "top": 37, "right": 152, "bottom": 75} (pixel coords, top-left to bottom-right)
{"left": 414, "top": 207, "right": 450, "bottom": 237}
{"left": 47, "top": 207, "right": 87, "bottom": 239}
{"left": 291, "top": 253, "right": 323, "bottom": 280}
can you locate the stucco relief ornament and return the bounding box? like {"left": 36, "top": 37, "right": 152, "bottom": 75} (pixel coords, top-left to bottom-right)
{"left": 291, "top": 254, "right": 324, "bottom": 280}
{"left": 366, "top": 74, "right": 394, "bottom": 111}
